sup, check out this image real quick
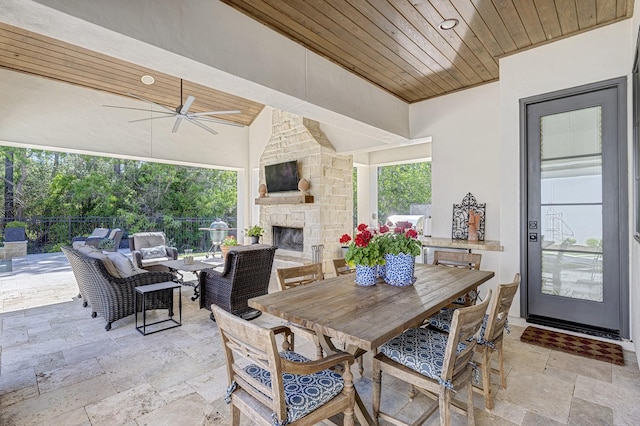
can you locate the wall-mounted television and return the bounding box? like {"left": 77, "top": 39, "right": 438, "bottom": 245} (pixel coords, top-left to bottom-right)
{"left": 265, "top": 160, "right": 299, "bottom": 193}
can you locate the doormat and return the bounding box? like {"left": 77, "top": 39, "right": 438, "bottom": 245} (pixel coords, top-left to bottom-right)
{"left": 520, "top": 326, "right": 624, "bottom": 366}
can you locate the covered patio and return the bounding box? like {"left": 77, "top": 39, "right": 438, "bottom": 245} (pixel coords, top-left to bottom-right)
{"left": 2, "top": 0, "right": 640, "bottom": 424}
{"left": 1, "top": 252, "right": 639, "bottom": 425}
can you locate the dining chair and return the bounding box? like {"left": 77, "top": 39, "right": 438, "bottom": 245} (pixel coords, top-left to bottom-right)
{"left": 212, "top": 305, "right": 356, "bottom": 426}
{"left": 276, "top": 262, "right": 324, "bottom": 291}
{"left": 333, "top": 257, "right": 354, "bottom": 276}
{"left": 373, "top": 294, "right": 491, "bottom": 426}
{"left": 427, "top": 274, "right": 521, "bottom": 409}
{"left": 276, "top": 263, "right": 367, "bottom": 374}
{"left": 276, "top": 263, "right": 325, "bottom": 359}
{"left": 433, "top": 250, "right": 482, "bottom": 306}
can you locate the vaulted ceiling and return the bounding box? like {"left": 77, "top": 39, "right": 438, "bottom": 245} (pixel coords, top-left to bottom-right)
{"left": 0, "top": 0, "right": 634, "bottom": 114}
{"left": 0, "top": 22, "right": 264, "bottom": 127}
{"left": 221, "top": 0, "right": 634, "bottom": 102}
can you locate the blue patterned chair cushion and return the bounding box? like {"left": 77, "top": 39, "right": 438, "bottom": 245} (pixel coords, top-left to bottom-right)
{"left": 379, "top": 328, "right": 466, "bottom": 389}
{"left": 243, "top": 351, "right": 344, "bottom": 423}
{"left": 429, "top": 308, "right": 506, "bottom": 346}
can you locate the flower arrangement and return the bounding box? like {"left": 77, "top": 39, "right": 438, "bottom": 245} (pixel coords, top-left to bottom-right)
{"left": 379, "top": 226, "right": 421, "bottom": 256}
{"left": 340, "top": 224, "right": 384, "bottom": 267}
{"left": 222, "top": 235, "right": 238, "bottom": 246}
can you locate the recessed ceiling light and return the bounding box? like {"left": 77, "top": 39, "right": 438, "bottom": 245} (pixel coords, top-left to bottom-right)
{"left": 439, "top": 18, "right": 459, "bottom": 30}
{"left": 141, "top": 75, "right": 155, "bottom": 85}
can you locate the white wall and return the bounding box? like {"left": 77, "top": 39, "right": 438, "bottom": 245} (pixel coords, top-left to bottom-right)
{"left": 411, "top": 82, "right": 501, "bottom": 241}
{"left": 410, "top": 83, "right": 502, "bottom": 295}
{"left": 499, "top": 21, "right": 634, "bottom": 327}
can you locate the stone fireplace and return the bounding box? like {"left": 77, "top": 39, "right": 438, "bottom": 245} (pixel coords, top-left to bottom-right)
{"left": 258, "top": 110, "right": 353, "bottom": 273}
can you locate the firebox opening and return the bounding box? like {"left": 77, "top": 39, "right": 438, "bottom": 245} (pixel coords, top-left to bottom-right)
{"left": 273, "top": 226, "right": 304, "bottom": 252}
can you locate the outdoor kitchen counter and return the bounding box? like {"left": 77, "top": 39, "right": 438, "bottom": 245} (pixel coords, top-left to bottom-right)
{"left": 419, "top": 236, "right": 504, "bottom": 252}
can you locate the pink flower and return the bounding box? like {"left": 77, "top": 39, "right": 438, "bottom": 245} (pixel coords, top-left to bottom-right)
{"left": 379, "top": 225, "right": 389, "bottom": 233}
{"left": 394, "top": 226, "right": 403, "bottom": 234}
{"left": 357, "top": 223, "right": 368, "bottom": 232}
{"left": 339, "top": 234, "right": 351, "bottom": 244}
{"left": 406, "top": 229, "right": 418, "bottom": 239}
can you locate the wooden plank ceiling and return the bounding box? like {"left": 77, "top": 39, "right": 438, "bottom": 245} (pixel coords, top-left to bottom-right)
{"left": 0, "top": 22, "right": 264, "bottom": 127}
{"left": 221, "top": 0, "right": 634, "bottom": 103}
{"left": 0, "top": 1, "right": 634, "bottom": 110}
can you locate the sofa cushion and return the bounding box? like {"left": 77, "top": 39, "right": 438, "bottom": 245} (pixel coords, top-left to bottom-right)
{"left": 104, "top": 252, "right": 139, "bottom": 278}
{"left": 133, "top": 232, "right": 167, "bottom": 250}
{"left": 89, "top": 228, "right": 110, "bottom": 238}
{"left": 140, "top": 246, "right": 167, "bottom": 260}
{"left": 79, "top": 247, "right": 120, "bottom": 277}
{"left": 140, "top": 257, "right": 172, "bottom": 268}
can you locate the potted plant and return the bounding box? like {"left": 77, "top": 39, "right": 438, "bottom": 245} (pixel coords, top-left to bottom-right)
{"left": 379, "top": 225, "right": 421, "bottom": 286}
{"left": 221, "top": 235, "right": 238, "bottom": 260}
{"left": 246, "top": 225, "right": 264, "bottom": 244}
{"left": 4, "top": 221, "right": 27, "bottom": 242}
{"left": 339, "top": 223, "right": 384, "bottom": 286}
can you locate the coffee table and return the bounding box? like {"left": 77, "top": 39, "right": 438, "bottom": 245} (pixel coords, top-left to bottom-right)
{"left": 158, "top": 258, "right": 223, "bottom": 301}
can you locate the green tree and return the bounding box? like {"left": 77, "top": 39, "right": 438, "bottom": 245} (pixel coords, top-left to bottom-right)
{"left": 377, "top": 162, "right": 431, "bottom": 223}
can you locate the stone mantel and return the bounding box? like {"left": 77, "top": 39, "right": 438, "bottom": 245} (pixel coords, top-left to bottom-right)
{"left": 419, "top": 236, "right": 503, "bottom": 252}
{"left": 254, "top": 195, "right": 314, "bottom": 205}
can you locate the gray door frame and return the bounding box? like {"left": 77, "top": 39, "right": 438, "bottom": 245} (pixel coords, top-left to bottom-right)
{"left": 519, "top": 77, "right": 629, "bottom": 338}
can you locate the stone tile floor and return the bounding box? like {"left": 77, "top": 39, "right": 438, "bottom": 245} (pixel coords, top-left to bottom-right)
{"left": 1, "top": 252, "right": 639, "bottom": 425}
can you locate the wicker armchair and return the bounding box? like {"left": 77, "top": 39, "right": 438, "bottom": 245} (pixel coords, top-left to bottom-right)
{"left": 61, "top": 246, "right": 175, "bottom": 331}
{"left": 199, "top": 244, "right": 276, "bottom": 320}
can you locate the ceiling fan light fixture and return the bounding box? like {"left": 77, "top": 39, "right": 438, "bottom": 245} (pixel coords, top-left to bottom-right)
{"left": 439, "top": 18, "right": 459, "bottom": 30}
{"left": 141, "top": 75, "right": 155, "bottom": 85}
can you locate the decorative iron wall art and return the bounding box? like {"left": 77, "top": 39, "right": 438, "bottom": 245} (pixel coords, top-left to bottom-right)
{"left": 452, "top": 192, "right": 486, "bottom": 241}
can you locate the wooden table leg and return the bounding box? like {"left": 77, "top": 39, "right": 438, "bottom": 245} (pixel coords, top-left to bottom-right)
{"left": 316, "top": 334, "right": 375, "bottom": 425}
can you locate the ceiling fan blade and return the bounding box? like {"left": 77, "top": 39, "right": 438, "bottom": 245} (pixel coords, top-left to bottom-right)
{"left": 126, "top": 93, "right": 176, "bottom": 114}
{"left": 172, "top": 116, "right": 184, "bottom": 133}
{"left": 185, "top": 117, "right": 219, "bottom": 135}
{"left": 192, "top": 116, "right": 245, "bottom": 127}
{"left": 190, "top": 110, "right": 241, "bottom": 117}
{"left": 128, "top": 115, "right": 176, "bottom": 123}
{"left": 180, "top": 96, "right": 195, "bottom": 114}
{"left": 103, "top": 105, "right": 175, "bottom": 114}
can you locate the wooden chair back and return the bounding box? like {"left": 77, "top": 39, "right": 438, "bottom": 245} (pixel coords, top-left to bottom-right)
{"left": 212, "top": 305, "right": 292, "bottom": 422}
{"left": 483, "top": 273, "right": 520, "bottom": 343}
{"left": 332, "top": 258, "right": 354, "bottom": 276}
{"left": 276, "top": 263, "right": 324, "bottom": 291}
{"left": 442, "top": 291, "right": 492, "bottom": 386}
{"left": 433, "top": 250, "right": 482, "bottom": 270}
{"left": 373, "top": 292, "right": 492, "bottom": 425}
{"left": 212, "top": 304, "right": 355, "bottom": 425}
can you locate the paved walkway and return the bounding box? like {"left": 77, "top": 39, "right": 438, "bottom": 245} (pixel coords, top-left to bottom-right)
{"left": 1, "top": 253, "right": 639, "bottom": 425}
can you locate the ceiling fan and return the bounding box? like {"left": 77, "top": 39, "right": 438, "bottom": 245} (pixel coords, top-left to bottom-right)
{"left": 103, "top": 79, "right": 243, "bottom": 135}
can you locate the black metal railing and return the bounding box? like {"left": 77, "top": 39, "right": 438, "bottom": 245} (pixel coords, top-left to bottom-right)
{"left": 1, "top": 216, "right": 237, "bottom": 255}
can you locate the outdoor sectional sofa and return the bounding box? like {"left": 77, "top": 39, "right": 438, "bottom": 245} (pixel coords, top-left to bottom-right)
{"left": 61, "top": 245, "right": 176, "bottom": 330}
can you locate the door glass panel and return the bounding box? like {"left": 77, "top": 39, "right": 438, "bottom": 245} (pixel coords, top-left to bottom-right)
{"left": 541, "top": 250, "right": 603, "bottom": 301}
{"left": 541, "top": 156, "right": 602, "bottom": 204}
{"left": 541, "top": 205, "right": 602, "bottom": 251}
{"left": 541, "top": 107, "right": 602, "bottom": 159}
{"left": 539, "top": 104, "right": 603, "bottom": 303}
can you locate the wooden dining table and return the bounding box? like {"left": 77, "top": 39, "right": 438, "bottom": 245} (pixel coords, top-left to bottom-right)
{"left": 249, "top": 263, "right": 495, "bottom": 425}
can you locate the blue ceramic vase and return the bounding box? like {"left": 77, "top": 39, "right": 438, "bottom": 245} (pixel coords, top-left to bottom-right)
{"left": 384, "top": 253, "right": 416, "bottom": 286}
{"left": 354, "top": 265, "right": 377, "bottom": 286}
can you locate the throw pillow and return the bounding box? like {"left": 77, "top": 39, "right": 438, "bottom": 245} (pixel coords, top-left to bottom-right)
{"left": 105, "top": 252, "right": 138, "bottom": 278}
{"left": 139, "top": 246, "right": 167, "bottom": 260}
